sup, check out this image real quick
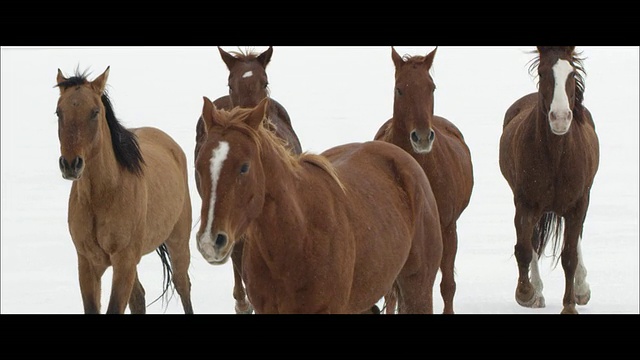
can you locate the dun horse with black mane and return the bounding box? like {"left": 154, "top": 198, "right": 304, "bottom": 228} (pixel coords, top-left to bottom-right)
{"left": 56, "top": 67, "right": 193, "bottom": 314}
{"left": 195, "top": 97, "right": 442, "bottom": 313}
{"left": 499, "top": 46, "right": 599, "bottom": 314}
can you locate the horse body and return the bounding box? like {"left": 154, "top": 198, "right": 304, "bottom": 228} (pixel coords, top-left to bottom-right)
{"left": 194, "top": 47, "right": 301, "bottom": 314}
{"left": 499, "top": 46, "right": 599, "bottom": 314}
{"left": 195, "top": 98, "right": 443, "bottom": 314}
{"left": 375, "top": 47, "right": 474, "bottom": 314}
{"left": 57, "top": 67, "right": 193, "bottom": 314}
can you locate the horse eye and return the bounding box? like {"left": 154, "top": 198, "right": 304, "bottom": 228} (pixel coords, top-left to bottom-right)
{"left": 264, "top": 82, "right": 269, "bottom": 89}
{"left": 395, "top": 88, "right": 403, "bottom": 96}
{"left": 91, "top": 108, "right": 99, "bottom": 119}
{"left": 228, "top": 85, "right": 233, "bottom": 94}
{"left": 240, "top": 163, "right": 250, "bottom": 174}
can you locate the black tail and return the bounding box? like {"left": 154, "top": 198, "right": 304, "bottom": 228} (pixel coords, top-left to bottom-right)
{"left": 147, "top": 243, "right": 176, "bottom": 310}
{"left": 533, "top": 212, "right": 565, "bottom": 269}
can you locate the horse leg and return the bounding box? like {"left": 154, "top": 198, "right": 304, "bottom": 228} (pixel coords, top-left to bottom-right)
{"left": 395, "top": 272, "right": 435, "bottom": 314}
{"left": 106, "top": 252, "right": 138, "bottom": 314}
{"left": 513, "top": 205, "right": 544, "bottom": 308}
{"left": 231, "top": 240, "right": 253, "bottom": 314}
{"left": 128, "top": 271, "right": 146, "bottom": 314}
{"left": 560, "top": 200, "right": 589, "bottom": 314}
{"left": 384, "top": 283, "right": 398, "bottom": 314}
{"left": 574, "top": 239, "right": 591, "bottom": 306}
{"left": 440, "top": 223, "right": 458, "bottom": 314}
{"left": 528, "top": 249, "right": 546, "bottom": 308}
{"left": 77, "top": 254, "right": 107, "bottom": 314}
{"left": 165, "top": 205, "right": 194, "bottom": 314}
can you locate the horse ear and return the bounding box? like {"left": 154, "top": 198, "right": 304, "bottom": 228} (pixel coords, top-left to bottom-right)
{"left": 218, "top": 47, "right": 237, "bottom": 70}
{"left": 391, "top": 46, "right": 404, "bottom": 69}
{"left": 424, "top": 47, "right": 437, "bottom": 69}
{"left": 56, "top": 69, "right": 67, "bottom": 93}
{"left": 91, "top": 66, "right": 110, "bottom": 94}
{"left": 247, "top": 97, "right": 269, "bottom": 130}
{"left": 202, "top": 96, "right": 217, "bottom": 133}
{"left": 257, "top": 46, "right": 273, "bottom": 68}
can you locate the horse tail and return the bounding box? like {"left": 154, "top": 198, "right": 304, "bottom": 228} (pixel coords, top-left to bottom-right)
{"left": 533, "top": 212, "right": 565, "bottom": 268}
{"left": 147, "top": 243, "right": 176, "bottom": 310}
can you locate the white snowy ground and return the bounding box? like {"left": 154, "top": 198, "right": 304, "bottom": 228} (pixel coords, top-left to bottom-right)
{"left": 1, "top": 46, "right": 637, "bottom": 314}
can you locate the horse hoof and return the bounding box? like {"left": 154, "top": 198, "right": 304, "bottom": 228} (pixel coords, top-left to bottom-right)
{"left": 235, "top": 299, "right": 254, "bottom": 314}
{"left": 576, "top": 289, "right": 591, "bottom": 306}
{"left": 561, "top": 305, "right": 579, "bottom": 314}
{"left": 516, "top": 289, "right": 545, "bottom": 308}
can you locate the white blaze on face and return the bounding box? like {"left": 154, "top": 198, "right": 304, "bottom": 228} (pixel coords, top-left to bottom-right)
{"left": 242, "top": 71, "right": 253, "bottom": 78}
{"left": 549, "top": 59, "right": 574, "bottom": 135}
{"left": 198, "top": 141, "right": 230, "bottom": 257}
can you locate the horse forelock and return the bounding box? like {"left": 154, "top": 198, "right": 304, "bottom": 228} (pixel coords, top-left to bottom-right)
{"left": 228, "top": 47, "right": 262, "bottom": 62}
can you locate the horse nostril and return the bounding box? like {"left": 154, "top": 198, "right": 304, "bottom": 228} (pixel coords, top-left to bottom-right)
{"left": 72, "top": 157, "right": 84, "bottom": 171}
{"left": 59, "top": 156, "right": 68, "bottom": 171}
{"left": 429, "top": 129, "right": 435, "bottom": 142}
{"left": 215, "top": 233, "right": 228, "bottom": 247}
{"left": 410, "top": 131, "right": 419, "bottom": 143}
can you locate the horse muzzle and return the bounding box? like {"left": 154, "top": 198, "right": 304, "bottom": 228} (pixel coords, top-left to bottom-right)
{"left": 196, "top": 231, "right": 234, "bottom": 265}
{"left": 410, "top": 128, "right": 436, "bottom": 154}
{"left": 59, "top": 156, "right": 84, "bottom": 180}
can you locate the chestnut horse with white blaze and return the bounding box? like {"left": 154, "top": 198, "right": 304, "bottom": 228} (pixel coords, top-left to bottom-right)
{"left": 194, "top": 47, "right": 302, "bottom": 314}
{"left": 499, "top": 46, "right": 599, "bottom": 314}
{"left": 195, "top": 97, "right": 443, "bottom": 313}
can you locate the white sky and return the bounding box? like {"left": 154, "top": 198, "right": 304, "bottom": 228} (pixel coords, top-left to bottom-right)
{"left": 1, "top": 46, "right": 638, "bottom": 314}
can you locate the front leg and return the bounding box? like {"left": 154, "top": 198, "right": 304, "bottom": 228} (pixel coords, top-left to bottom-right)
{"left": 513, "top": 204, "right": 543, "bottom": 308}
{"left": 106, "top": 252, "right": 139, "bottom": 314}
{"left": 77, "top": 254, "right": 107, "bottom": 314}
{"left": 560, "top": 198, "right": 590, "bottom": 314}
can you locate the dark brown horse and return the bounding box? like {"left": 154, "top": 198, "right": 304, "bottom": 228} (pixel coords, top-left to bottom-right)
{"left": 194, "top": 46, "right": 302, "bottom": 314}
{"left": 374, "top": 47, "right": 474, "bottom": 314}
{"left": 56, "top": 67, "right": 193, "bottom": 314}
{"left": 499, "top": 46, "right": 599, "bottom": 314}
{"left": 195, "top": 97, "right": 443, "bottom": 313}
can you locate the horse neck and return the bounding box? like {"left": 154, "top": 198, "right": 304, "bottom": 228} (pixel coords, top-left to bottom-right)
{"left": 74, "top": 123, "right": 123, "bottom": 199}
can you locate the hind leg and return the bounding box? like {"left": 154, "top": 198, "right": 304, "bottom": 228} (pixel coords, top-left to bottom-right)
{"left": 128, "top": 271, "right": 146, "bottom": 314}
{"left": 165, "top": 203, "right": 194, "bottom": 314}
{"left": 440, "top": 224, "right": 458, "bottom": 314}
{"left": 574, "top": 239, "right": 591, "bottom": 305}
{"left": 231, "top": 240, "right": 253, "bottom": 314}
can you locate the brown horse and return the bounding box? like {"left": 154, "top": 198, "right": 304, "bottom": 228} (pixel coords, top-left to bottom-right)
{"left": 194, "top": 46, "right": 302, "bottom": 314}
{"left": 195, "top": 97, "right": 443, "bottom": 314}
{"left": 56, "top": 67, "right": 193, "bottom": 314}
{"left": 499, "top": 46, "right": 599, "bottom": 314}
{"left": 374, "top": 47, "right": 474, "bottom": 314}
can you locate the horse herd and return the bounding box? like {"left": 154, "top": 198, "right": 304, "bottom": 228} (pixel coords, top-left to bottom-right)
{"left": 54, "top": 46, "right": 599, "bottom": 314}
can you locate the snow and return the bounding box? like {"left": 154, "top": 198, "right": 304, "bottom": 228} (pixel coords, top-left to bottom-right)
{"left": 1, "top": 46, "right": 637, "bottom": 314}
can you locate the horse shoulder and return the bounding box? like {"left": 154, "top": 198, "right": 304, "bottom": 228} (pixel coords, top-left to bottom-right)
{"left": 504, "top": 92, "right": 538, "bottom": 128}
{"left": 374, "top": 118, "right": 393, "bottom": 141}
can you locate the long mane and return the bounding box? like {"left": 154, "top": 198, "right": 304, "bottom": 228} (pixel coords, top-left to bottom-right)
{"left": 213, "top": 106, "right": 345, "bottom": 191}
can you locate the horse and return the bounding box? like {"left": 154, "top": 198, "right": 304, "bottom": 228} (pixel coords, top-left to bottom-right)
{"left": 194, "top": 96, "right": 443, "bottom": 314}
{"left": 374, "top": 47, "right": 474, "bottom": 314}
{"left": 55, "top": 66, "right": 193, "bottom": 314}
{"left": 194, "top": 46, "right": 302, "bottom": 314}
{"left": 499, "top": 46, "right": 599, "bottom": 314}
